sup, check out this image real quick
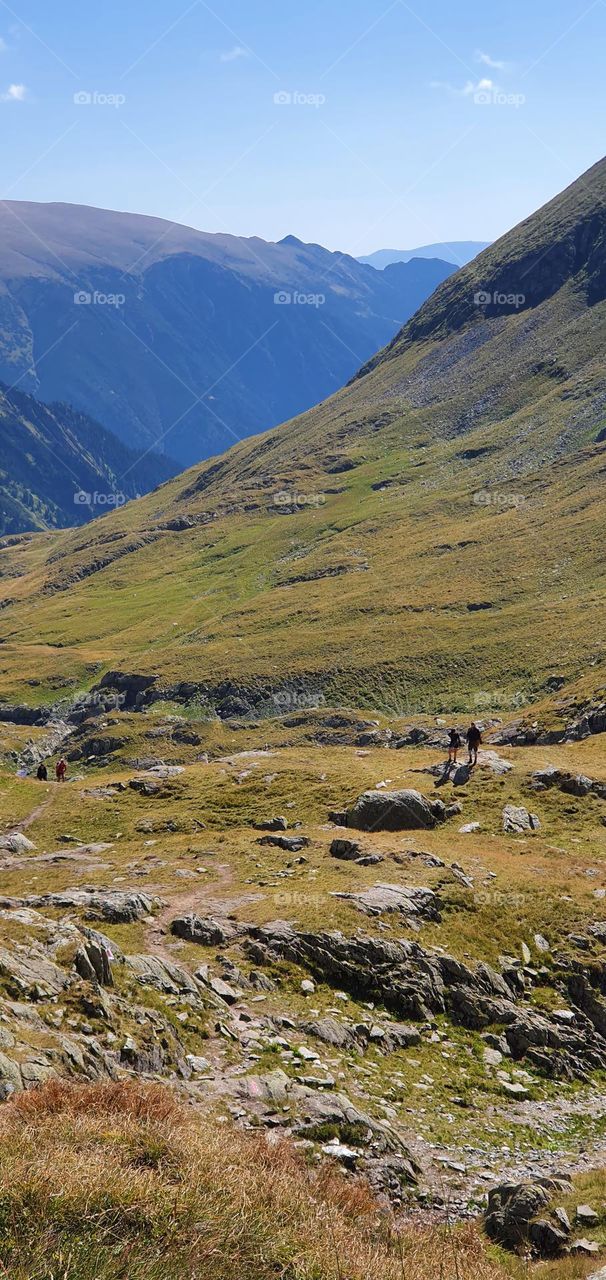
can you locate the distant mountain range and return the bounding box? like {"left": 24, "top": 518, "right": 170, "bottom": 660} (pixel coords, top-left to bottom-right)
{"left": 0, "top": 202, "right": 454, "bottom": 469}
{"left": 358, "top": 241, "right": 490, "bottom": 269}
{"left": 0, "top": 384, "right": 175, "bottom": 535}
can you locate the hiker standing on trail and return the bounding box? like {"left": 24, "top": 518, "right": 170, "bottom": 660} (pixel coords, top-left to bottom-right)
{"left": 55, "top": 758, "right": 67, "bottom": 783}
{"left": 447, "top": 728, "right": 462, "bottom": 765}
{"left": 36, "top": 762, "right": 48, "bottom": 781}
{"left": 466, "top": 722, "right": 482, "bottom": 766}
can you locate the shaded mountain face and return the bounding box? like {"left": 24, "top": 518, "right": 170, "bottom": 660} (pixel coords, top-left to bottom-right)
{"left": 0, "top": 202, "right": 453, "bottom": 467}
{"left": 358, "top": 241, "right": 490, "bottom": 269}
{"left": 0, "top": 384, "right": 176, "bottom": 535}
{"left": 0, "top": 158, "right": 605, "bottom": 715}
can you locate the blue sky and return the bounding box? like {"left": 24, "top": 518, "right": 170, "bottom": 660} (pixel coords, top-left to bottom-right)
{"left": 1, "top": 0, "right": 604, "bottom": 254}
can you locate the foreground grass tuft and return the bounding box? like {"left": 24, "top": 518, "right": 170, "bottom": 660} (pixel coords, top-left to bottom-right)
{"left": 0, "top": 1080, "right": 508, "bottom": 1280}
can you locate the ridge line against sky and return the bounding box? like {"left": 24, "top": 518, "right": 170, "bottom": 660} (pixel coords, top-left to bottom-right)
{"left": 0, "top": 0, "right": 603, "bottom": 255}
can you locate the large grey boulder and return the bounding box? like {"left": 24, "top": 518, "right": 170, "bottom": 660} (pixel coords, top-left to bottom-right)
{"left": 237, "top": 1068, "right": 291, "bottom": 1106}
{"left": 345, "top": 788, "right": 446, "bottom": 831}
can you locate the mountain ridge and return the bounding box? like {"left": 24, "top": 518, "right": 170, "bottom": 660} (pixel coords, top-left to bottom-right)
{"left": 358, "top": 241, "right": 490, "bottom": 269}
{"left": 0, "top": 200, "right": 454, "bottom": 467}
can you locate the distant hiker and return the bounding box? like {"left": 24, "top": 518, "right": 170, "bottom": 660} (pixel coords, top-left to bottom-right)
{"left": 55, "top": 758, "right": 67, "bottom": 783}
{"left": 466, "top": 722, "right": 482, "bottom": 766}
{"left": 36, "top": 763, "right": 48, "bottom": 782}
{"left": 447, "top": 729, "right": 461, "bottom": 765}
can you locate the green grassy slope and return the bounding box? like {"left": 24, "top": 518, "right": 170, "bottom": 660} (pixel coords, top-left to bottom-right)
{"left": 0, "top": 158, "right": 605, "bottom": 712}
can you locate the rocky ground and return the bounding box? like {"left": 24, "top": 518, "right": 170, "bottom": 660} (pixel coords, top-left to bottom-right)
{"left": 1, "top": 695, "right": 606, "bottom": 1257}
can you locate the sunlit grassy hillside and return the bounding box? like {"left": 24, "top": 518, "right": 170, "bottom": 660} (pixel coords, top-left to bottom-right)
{"left": 0, "top": 159, "right": 605, "bottom": 713}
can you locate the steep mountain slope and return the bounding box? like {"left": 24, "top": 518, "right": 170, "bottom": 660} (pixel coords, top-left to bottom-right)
{"left": 0, "top": 201, "right": 453, "bottom": 466}
{"left": 358, "top": 241, "right": 490, "bottom": 268}
{"left": 0, "top": 384, "right": 175, "bottom": 536}
{"left": 0, "top": 158, "right": 605, "bottom": 714}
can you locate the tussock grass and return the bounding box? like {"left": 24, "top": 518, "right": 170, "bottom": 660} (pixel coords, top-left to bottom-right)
{"left": 0, "top": 1079, "right": 507, "bottom": 1280}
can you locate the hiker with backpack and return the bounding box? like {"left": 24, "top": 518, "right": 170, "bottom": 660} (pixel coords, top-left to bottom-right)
{"left": 447, "top": 728, "right": 462, "bottom": 765}
{"left": 466, "top": 722, "right": 482, "bottom": 766}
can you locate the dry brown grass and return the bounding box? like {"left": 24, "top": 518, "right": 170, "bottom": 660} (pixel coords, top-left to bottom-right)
{"left": 0, "top": 1079, "right": 509, "bottom": 1280}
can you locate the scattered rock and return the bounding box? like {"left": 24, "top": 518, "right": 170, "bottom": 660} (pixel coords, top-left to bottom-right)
{"left": 321, "top": 1141, "right": 360, "bottom": 1168}
{"left": 330, "top": 838, "right": 362, "bottom": 861}
{"left": 576, "top": 1205, "right": 599, "bottom": 1226}
{"left": 503, "top": 805, "right": 541, "bottom": 834}
{"left": 553, "top": 1206, "right": 571, "bottom": 1234}
{"left": 0, "top": 832, "right": 36, "bottom": 854}
{"left": 571, "top": 1239, "right": 600, "bottom": 1255}
{"left": 501, "top": 1081, "right": 529, "bottom": 1099}
{"left": 532, "top": 767, "right": 606, "bottom": 799}
{"left": 209, "top": 976, "right": 239, "bottom": 1005}
{"left": 186, "top": 1054, "right": 211, "bottom": 1074}
{"left": 258, "top": 835, "right": 311, "bottom": 852}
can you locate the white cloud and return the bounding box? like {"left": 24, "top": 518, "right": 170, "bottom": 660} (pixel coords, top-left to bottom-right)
{"left": 220, "top": 45, "right": 249, "bottom": 63}
{"left": 0, "top": 38, "right": 7, "bottom": 53}
{"left": 1, "top": 83, "right": 27, "bottom": 101}
{"left": 475, "top": 50, "right": 511, "bottom": 72}
{"left": 462, "top": 77, "right": 497, "bottom": 96}
{"left": 431, "top": 76, "right": 499, "bottom": 97}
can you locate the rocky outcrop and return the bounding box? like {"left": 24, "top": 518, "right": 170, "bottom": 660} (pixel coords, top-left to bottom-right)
{"left": 170, "top": 914, "right": 245, "bottom": 946}
{"left": 92, "top": 671, "right": 158, "bottom": 710}
{"left": 531, "top": 768, "right": 606, "bottom": 799}
{"left": 241, "top": 921, "right": 606, "bottom": 1079}
{"left": 124, "top": 954, "right": 200, "bottom": 995}
{"left": 0, "top": 890, "right": 159, "bottom": 923}
{"left": 331, "top": 883, "right": 441, "bottom": 921}
{"left": 485, "top": 1177, "right": 574, "bottom": 1256}
{"left": 564, "top": 701, "right": 606, "bottom": 741}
